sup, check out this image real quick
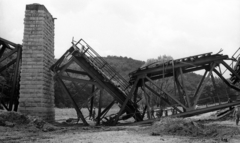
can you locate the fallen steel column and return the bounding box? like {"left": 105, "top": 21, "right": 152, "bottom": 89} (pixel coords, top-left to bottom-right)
{"left": 56, "top": 76, "right": 89, "bottom": 126}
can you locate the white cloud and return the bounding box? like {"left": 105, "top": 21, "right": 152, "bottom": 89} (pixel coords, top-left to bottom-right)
{"left": 1, "top": 0, "right": 240, "bottom": 62}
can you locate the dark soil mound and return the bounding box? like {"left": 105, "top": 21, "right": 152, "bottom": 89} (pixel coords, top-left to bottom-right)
{"left": 0, "top": 110, "right": 58, "bottom": 132}
{"left": 149, "top": 117, "right": 240, "bottom": 141}
{"left": 0, "top": 110, "right": 30, "bottom": 125}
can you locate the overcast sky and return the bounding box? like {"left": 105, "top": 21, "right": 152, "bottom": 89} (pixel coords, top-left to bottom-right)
{"left": 1, "top": 0, "right": 240, "bottom": 62}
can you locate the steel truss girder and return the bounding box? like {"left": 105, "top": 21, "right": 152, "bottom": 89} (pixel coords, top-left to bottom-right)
{"left": 145, "top": 76, "right": 187, "bottom": 109}
{"left": 0, "top": 37, "right": 22, "bottom": 111}
{"left": 72, "top": 56, "right": 142, "bottom": 121}
{"left": 51, "top": 39, "right": 142, "bottom": 125}
{"left": 52, "top": 38, "right": 240, "bottom": 125}
{"left": 131, "top": 100, "right": 240, "bottom": 125}
{"left": 129, "top": 54, "right": 228, "bottom": 84}
{"left": 129, "top": 52, "right": 240, "bottom": 119}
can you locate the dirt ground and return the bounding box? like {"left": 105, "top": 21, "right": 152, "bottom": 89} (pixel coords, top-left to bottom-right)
{"left": 1, "top": 121, "right": 240, "bottom": 143}
{"left": 1, "top": 110, "right": 240, "bottom": 143}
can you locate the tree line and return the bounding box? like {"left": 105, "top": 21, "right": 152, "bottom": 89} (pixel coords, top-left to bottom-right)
{"left": 54, "top": 55, "right": 239, "bottom": 108}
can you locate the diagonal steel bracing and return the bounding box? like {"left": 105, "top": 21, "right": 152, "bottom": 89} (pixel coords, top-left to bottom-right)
{"left": 51, "top": 39, "right": 142, "bottom": 125}
{"left": 0, "top": 37, "right": 22, "bottom": 111}
{"left": 51, "top": 38, "right": 240, "bottom": 125}
{"left": 129, "top": 51, "right": 240, "bottom": 119}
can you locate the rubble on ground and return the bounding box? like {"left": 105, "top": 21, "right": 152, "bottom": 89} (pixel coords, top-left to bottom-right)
{"left": 0, "top": 110, "right": 59, "bottom": 132}
{"left": 214, "top": 109, "right": 234, "bottom": 120}
{"left": 150, "top": 117, "right": 240, "bottom": 142}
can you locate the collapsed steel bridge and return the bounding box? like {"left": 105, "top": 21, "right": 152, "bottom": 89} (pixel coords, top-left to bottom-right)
{"left": 0, "top": 37, "right": 22, "bottom": 111}
{"left": 129, "top": 50, "right": 240, "bottom": 120}
{"left": 51, "top": 39, "right": 142, "bottom": 125}
{"left": 1, "top": 37, "right": 240, "bottom": 125}
{"left": 51, "top": 39, "right": 240, "bottom": 125}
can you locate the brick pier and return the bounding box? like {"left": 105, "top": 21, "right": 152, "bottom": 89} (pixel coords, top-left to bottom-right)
{"left": 19, "top": 4, "right": 55, "bottom": 121}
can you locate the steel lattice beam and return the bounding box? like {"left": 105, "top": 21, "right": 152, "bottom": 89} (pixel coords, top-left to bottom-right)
{"left": 0, "top": 37, "right": 22, "bottom": 111}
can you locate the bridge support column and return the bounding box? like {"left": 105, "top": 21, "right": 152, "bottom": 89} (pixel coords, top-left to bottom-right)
{"left": 19, "top": 4, "right": 55, "bottom": 121}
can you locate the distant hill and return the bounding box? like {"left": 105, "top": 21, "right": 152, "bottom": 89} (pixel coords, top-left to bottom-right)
{"left": 53, "top": 55, "right": 145, "bottom": 108}
{"left": 103, "top": 56, "right": 145, "bottom": 80}
{"left": 53, "top": 55, "right": 238, "bottom": 108}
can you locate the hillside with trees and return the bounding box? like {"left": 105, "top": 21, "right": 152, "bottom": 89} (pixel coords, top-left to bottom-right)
{"left": 54, "top": 55, "right": 239, "bottom": 108}
{"left": 104, "top": 56, "right": 145, "bottom": 80}
{"left": 54, "top": 56, "right": 145, "bottom": 108}
{"left": 140, "top": 55, "right": 238, "bottom": 109}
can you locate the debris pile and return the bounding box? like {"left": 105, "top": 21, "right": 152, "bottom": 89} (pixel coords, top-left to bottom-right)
{"left": 0, "top": 110, "right": 58, "bottom": 132}
{"left": 0, "top": 110, "right": 30, "bottom": 126}
{"left": 150, "top": 118, "right": 213, "bottom": 137}
{"left": 150, "top": 117, "right": 240, "bottom": 141}
{"left": 214, "top": 109, "right": 234, "bottom": 120}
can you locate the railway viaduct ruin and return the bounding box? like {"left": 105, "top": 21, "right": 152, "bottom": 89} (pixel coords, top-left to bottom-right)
{"left": 1, "top": 3, "right": 240, "bottom": 125}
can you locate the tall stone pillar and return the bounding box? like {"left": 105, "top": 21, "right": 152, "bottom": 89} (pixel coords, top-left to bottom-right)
{"left": 19, "top": 4, "right": 55, "bottom": 121}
